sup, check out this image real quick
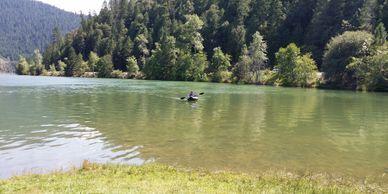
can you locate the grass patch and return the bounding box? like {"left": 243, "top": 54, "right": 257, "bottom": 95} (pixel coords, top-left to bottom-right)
{"left": 0, "top": 162, "right": 385, "bottom": 193}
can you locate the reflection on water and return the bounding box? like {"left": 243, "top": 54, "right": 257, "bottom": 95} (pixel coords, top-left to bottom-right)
{"left": 0, "top": 74, "right": 388, "bottom": 184}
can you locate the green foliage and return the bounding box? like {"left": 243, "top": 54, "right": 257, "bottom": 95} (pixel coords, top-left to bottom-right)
{"left": 57, "top": 60, "right": 67, "bottom": 74}
{"left": 48, "top": 64, "right": 60, "bottom": 76}
{"left": 275, "top": 43, "right": 318, "bottom": 87}
{"left": 133, "top": 34, "right": 149, "bottom": 69}
{"left": 275, "top": 43, "right": 300, "bottom": 86}
{"left": 16, "top": 56, "right": 29, "bottom": 75}
{"left": 188, "top": 52, "right": 208, "bottom": 81}
{"left": 112, "top": 37, "right": 133, "bottom": 71}
{"left": 260, "top": 69, "right": 277, "bottom": 85}
{"left": 178, "top": 14, "right": 205, "bottom": 52}
{"left": 87, "top": 52, "right": 99, "bottom": 72}
{"left": 249, "top": 32, "right": 268, "bottom": 83}
{"left": 110, "top": 70, "right": 126, "bottom": 79}
{"left": 213, "top": 70, "right": 232, "bottom": 83}
{"left": 64, "top": 47, "right": 84, "bottom": 77}
{"left": 210, "top": 47, "right": 231, "bottom": 72}
{"left": 322, "top": 31, "right": 374, "bottom": 88}
{"left": 294, "top": 54, "right": 318, "bottom": 87}
{"left": 35, "top": 0, "right": 388, "bottom": 90}
{"left": 96, "top": 55, "right": 113, "bottom": 78}
{"left": 374, "top": 23, "right": 387, "bottom": 45}
{"left": 144, "top": 36, "right": 178, "bottom": 80}
{"left": 0, "top": 0, "right": 79, "bottom": 60}
{"left": 210, "top": 47, "right": 232, "bottom": 82}
{"left": 233, "top": 45, "right": 252, "bottom": 83}
{"left": 347, "top": 44, "right": 388, "bottom": 91}
{"left": 126, "top": 56, "right": 139, "bottom": 78}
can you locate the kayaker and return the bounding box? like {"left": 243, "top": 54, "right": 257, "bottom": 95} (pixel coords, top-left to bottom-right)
{"left": 189, "top": 91, "right": 194, "bottom": 97}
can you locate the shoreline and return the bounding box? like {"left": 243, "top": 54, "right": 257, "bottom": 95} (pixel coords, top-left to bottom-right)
{"left": 0, "top": 163, "right": 386, "bottom": 193}
{"left": 5, "top": 73, "right": 388, "bottom": 93}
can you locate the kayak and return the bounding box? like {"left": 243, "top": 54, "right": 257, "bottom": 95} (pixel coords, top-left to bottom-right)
{"left": 187, "top": 96, "right": 199, "bottom": 101}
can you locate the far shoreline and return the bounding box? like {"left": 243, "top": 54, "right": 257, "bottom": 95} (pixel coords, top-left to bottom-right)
{"left": 4, "top": 73, "right": 388, "bottom": 93}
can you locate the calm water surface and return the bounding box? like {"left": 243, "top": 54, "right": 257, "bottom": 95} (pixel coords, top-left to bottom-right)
{"left": 1, "top": 74, "right": 388, "bottom": 183}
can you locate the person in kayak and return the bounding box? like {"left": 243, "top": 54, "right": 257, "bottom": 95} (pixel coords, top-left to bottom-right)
{"left": 187, "top": 91, "right": 198, "bottom": 101}
{"left": 189, "top": 91, "right": 194, "bottom": 97}
{"left": 180, "top": 91, "right": 203, "bottom": 101}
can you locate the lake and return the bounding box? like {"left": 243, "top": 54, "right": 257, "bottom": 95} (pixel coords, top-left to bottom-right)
{"left": 0, "top": 74, "right": 387, "bottom": 183}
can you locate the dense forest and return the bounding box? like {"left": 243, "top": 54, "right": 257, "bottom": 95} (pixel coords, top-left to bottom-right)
{"left": 0, "top": 0, "right": 80, "bottom": 60}
{"left": 18, "top": 0, "right": 388, "bottom": 91}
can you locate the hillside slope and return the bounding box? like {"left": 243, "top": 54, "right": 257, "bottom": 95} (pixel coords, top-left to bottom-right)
{"left": 0, "top": 0, "right": 80, "bottom": 60}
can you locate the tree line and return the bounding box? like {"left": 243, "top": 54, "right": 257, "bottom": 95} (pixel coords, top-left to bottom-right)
{"left": 17, "top": 0, "right": 388, "bottom": 91}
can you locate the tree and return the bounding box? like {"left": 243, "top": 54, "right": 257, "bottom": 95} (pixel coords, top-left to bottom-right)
{"left": 31, "top": 49, "right": 44, "bottom": 75}
{"left": 293, "top": 53, "right": 318, "bottom": 87}
{"left": 347, "top": 44, "right": 388, "bottom": 91}
{"left": 57, "top": 60, "right": 66, "bottom": 75}
{"left": 96, "top": 54, "right": 113, "bottom": 78}
{"left": 233, "top": 45, "right": 252, "bottom": 83}
{"left": 275, "top": 43, "right": 300, "bottom": 86}
{"left": 178, "top": 14, "right": 205, "bottom": 53}
{"left": 16, "top": 56, "right": 30, "bottom": 75}
{"left": 126, "top": 56, "right": 139, "bottom": 77}
{"left": 112, "top": 36, "right": 133, "bottom": 71}
{"left": 73, "top": 53, "right": 87, "bottom": 76}
{"left": 32, "top": 49, "right": 43, "bottom": 68}
{"left": 210, "top": 47, "right": 232, "bottom": 82}
{"left": 188, "top": 52, "right": 208, "bottom": 81}
{"left": 144, "top": 44, "right": 163, "bottom": 80}
{"left": 133, "top": 33, "right": 149, "bottom": 69}
{"left": 249, "top": 32, "right": 268, "bottom": 83}
{"left": 160, "top": 36, "right": 178, "bottom": 80}
{"left": 275, "top": 43, "right": 318, "bottom": 87}
{"left": 88, "top": 52, "right": 99, "bottom": 72}
{"left": 202, "top": 4, "right": 224, "bottom": 57}
{"left": 374, "top": 23, "right": 387, "bottom": 45}
{"left": 144, "top": 36, "right": 178, "bottom": 80}
{"left": 64, "top": 47, "right": 79, "bottom": 77}
{"left": 358, "top": 0, "right": 379, "bottom": 31}
{"left": 209, "top": 47, "right": 231, "bottom": 72}
{"left": 322, "top": 31, "right": 374, "bottom": 88}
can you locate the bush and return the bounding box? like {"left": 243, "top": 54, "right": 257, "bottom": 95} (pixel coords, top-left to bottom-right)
{"left": 322, "top": 31, "right": 373, "bottom": 88}
{"left": 212, "top": 70, "right": 232, "bottom": 83}
{"left": 347, "top": 44, "right": 388, "bottom": 91}
{"left": 111, "top": 70, "right": 127, "bottom": 79}
{"left": 260, "top": 69, "right": 277, "bottom": 85}
{"left": 16, "top": 56, "right": 29, "bottom": 75}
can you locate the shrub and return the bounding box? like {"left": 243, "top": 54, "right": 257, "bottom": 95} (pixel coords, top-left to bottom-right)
{"left": 322, "top": 31, "right": 373, "bottom": 88}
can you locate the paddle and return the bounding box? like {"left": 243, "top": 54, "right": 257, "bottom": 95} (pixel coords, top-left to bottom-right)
{"left": 180, "top": 92, "right": 204, "bottom": 100}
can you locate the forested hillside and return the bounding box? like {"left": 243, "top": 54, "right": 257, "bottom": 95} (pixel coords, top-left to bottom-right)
{"left": 0, "top": 0, "right": 80, "bottom": 60}
{"left": 21, "top": 0, "right": 388, "bottom": 90}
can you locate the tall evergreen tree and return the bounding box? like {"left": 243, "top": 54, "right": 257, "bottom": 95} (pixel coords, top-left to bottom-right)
{"left": 249, "top": 32, "right": 268, "bottom": 83}
{"left": 374, "top": 22, "right": 388, "bottom": 45}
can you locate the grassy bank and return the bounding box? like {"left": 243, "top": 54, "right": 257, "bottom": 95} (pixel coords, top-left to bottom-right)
{"left": 0, "top": 162, "right": 384, "bottom": 193}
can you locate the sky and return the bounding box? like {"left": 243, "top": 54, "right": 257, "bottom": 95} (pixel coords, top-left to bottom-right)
{"left": 37, "top": 0, "right": 105, "bottom": 14}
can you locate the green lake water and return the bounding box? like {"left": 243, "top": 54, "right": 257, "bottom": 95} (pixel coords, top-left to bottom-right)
{"left": 0, "top": 74, "right": 388, "bottom": 183}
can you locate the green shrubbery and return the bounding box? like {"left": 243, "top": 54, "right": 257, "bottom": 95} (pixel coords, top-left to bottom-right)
{"left": 274, "top": 43, "right": 318, "bottom": 87}
{"left": 322, "top": 31, "right": 374, "bottom": 88}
